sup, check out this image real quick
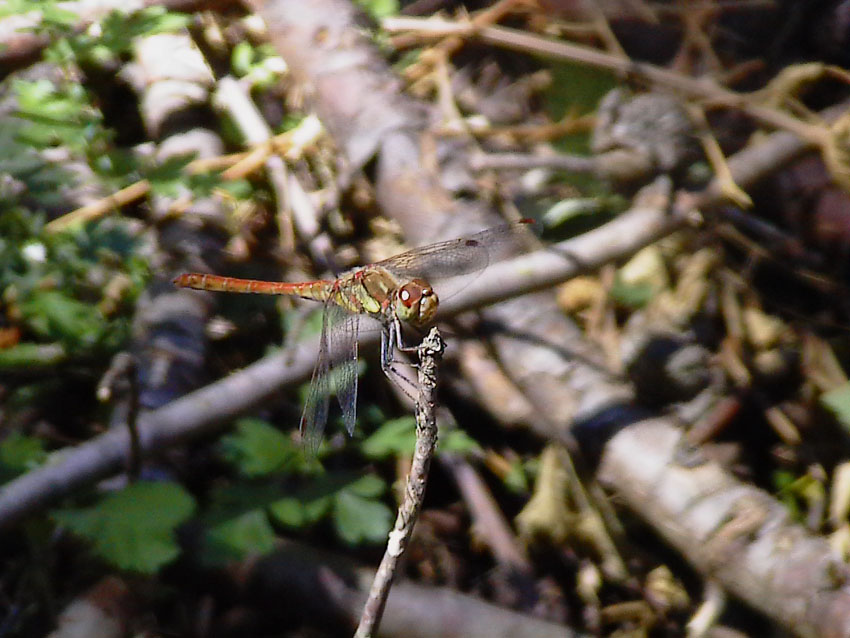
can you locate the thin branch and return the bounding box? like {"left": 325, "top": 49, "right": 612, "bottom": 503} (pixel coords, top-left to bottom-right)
{"left": 381, "top": 16, "right": 825, "bottom": 144}
{"left": 469, "top": 152, "right": 597, "bottom": 173}
{"left": 213, "top": 76, "right": 296, "bottom": 253}
{"left": 96, "top": 353, "right": 141, "bottom": 481}
{"left": 44, "top": 123, "right": 321, "bottom": 233}
{"left": 355, "top": 327, "right": 445, "bottom": 638}
{"left": 439, "top": 452, "right": 532, "bottom": 573}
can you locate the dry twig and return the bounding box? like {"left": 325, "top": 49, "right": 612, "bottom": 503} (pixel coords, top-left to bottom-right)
{"left": 355, "top": 328, "right": 445, "bottom": 638}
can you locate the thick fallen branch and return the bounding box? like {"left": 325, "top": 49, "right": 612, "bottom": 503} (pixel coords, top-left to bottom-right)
{"left": 250, "top": 539, "right": 579, "bottom": 638}
{"left": 598, "top": 419, "right": 850, "bottom": 638}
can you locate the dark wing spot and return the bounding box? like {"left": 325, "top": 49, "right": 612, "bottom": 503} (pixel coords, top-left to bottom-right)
{"left": 465, "top": 239, "right": 480, "bottom": 247}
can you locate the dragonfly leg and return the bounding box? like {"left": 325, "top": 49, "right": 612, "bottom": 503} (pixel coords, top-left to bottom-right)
{"left": 392, "top": 314, "right": 419, "bottom": 354}
{"left": 380, "top": 321, "right": 418, "bottom": 401}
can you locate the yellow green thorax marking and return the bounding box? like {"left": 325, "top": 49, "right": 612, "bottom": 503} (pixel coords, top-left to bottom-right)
{"left": 328, "top": 267, "right": 399, "bottom": 317}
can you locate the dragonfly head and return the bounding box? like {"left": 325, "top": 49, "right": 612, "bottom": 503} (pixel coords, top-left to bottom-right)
{"left": 394, "top": 278, "right": 438, "bottom": 326}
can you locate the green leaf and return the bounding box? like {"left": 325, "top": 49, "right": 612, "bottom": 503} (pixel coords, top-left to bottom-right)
{"left": 220, "top": 418, "right": 299, "bottom": 477}
{"left": 0, "top": 343, "right": 67, "bottom": 369}
{"left": 502, "top": 458, "right": 530, "bottom": 494}
{"left": 0, "top": 433, "right": 47, "bottom": 483}
{"left": 543, "top": 62, "right": 616, "bottom": 156}
{"left": 440, "top": 429, "right": 481, "bottom": 455}
{"left": 822, "top": 383, "right": 850, "bottom": 431}
{"left": 20, "top": 290, "right": 106, "bottom": 346}
{"left": 204, "top": 510, "right": 276, "bottom": 564}
{"left": 216, "top": 178, "right": 253, "bottom": 199}
{"left": 361, "top": 416, "right": 416, "bottom": 459}
{"left": 268, "top": 494, "right": 331, "bottom": 528}
{"left": 355, "top": 0, "right": 399, "bottom": 19}
{"left": 203, "top": 482, "right": 285, "bottom": 527}
{"left": 541, "top": 198, "right": 605, "bottom": 227}
{"left": 545, "top": 61, "right": 617, "bottom": 119}
{"left": 98, "top": 8, "right": 190, "bottom": 54}
{"left": 37, "top": 1, "right": 79, "bottom": 28}
{"left": 345, "top": 474, "right": 385, "bottom": 498}
{"left": 53, "top": 481, "right": 196, "bottom": 573}
{"left": 266, "top": 473, "right": 357, "bottom": 529}
{"left": 144, "top": 154, "right": 194, "bottom": 198}
{"left": 609, "top": 277, "right": 655, "bottom": 309}
{"left": 362, "top": 417, "right": 480, "bottom": 459}
{"left": 49, "top": 7, "right": 191, "bottom": 65}
{"left": 332, "top": 489, "right": 392, "bottom": 545}
{"left": 0, "top": 0, "right": 38, "bottom": 19}
{"left": 267, "top": 473, "right": 386, "bottom": 537}
{"left": 231, "top": 42, "right": 255, "bottom": 77}
{"left": 13, "top": 79, "right": 101, "bottom": 150}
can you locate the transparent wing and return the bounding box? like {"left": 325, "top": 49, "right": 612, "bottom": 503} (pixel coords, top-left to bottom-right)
{"left": 300, "top": 302, "right": 360, "bottom": 453}
{"left": 374, "top": 220, "right": 533, "bottom": 283}
{"left": 300, "top": 302, "right": 333, "bottom": 454}
{"left": 328, "top": 305, "right": 359, "bottom": 436}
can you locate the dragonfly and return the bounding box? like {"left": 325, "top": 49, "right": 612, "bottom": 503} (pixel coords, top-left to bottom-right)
{"left": 174, "top": 219, "right": 533, "bottom": 451}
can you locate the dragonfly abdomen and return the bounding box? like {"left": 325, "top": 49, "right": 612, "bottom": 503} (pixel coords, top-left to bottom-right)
{"left": 173, "top": 273, "right": 334, "bottom": 300}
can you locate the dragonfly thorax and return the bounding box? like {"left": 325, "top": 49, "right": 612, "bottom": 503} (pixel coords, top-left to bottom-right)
{"left": 393, "top": 278, "right": 438, "bottom": 326}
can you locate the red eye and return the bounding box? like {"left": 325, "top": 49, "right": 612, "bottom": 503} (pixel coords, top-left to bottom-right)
{"left": 399, "top": 284, "right": 421, "bottom": 307}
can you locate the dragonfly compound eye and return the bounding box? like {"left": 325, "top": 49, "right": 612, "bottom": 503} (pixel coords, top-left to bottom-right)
{"left": 396, "top": 279, "right": 439, "bottom": 325}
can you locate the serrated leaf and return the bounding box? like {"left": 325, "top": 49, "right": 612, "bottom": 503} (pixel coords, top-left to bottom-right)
{"left": 204, "top": 510, "right": 276, "bottom": 564}
{"left": 332, "top": 490, "right": 392, "bottom": 545}
{"left": 220, "top": 418, "right": 298, "bottom": 477}
{"left": 53, "top": 481, "right": 196, "bottom": 573}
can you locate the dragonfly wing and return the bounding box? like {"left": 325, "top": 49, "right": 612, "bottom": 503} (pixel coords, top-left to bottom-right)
{"left": 328, "top": 305, "right": 359, "bottom": 436}
{"left": 300, "top": 302, "right": 333, "bottom": 454}
{"left": 374, "top": 220, "right": 533, "bottom": 283}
